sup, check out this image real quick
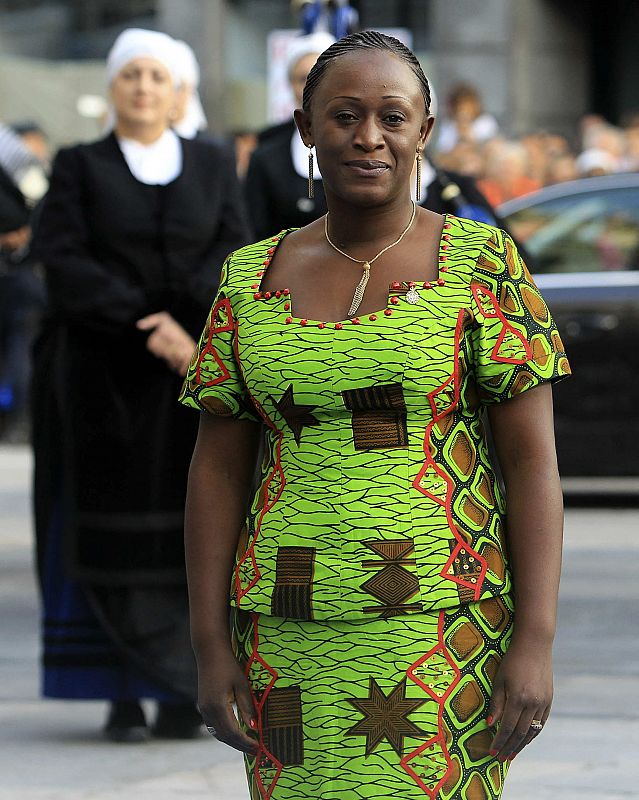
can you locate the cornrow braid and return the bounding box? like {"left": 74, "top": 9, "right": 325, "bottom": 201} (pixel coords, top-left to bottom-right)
{"left": 302, "top": 30, "right": 431, "bottom": 116}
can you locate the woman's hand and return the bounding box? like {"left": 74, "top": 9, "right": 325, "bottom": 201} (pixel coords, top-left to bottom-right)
{"left": 136, "top": 311, "right": 196, "bottom": 376}
{"left": 486, "top": 636, "right": 553, "bottom": 762}
{"left": 196, "top": 645, "right": 259, "bottom": 755}
{"left": 0, "top": 225, "right": 31, "bottom": 252}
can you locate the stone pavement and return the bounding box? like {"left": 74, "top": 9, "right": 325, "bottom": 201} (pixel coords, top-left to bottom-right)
{"left": 1, "top": 445, "right": 638, "bottom": 799}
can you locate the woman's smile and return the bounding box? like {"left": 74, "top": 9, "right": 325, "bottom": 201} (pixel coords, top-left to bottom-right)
{"left": 344, "top": 159, "right": 390, "bottom": 177}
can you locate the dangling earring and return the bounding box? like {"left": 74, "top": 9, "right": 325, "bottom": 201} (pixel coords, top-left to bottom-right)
{"left": 307, "top": 144, "right": 315, "bottom": 199}
{"left": 415, "top": 146, "right": 423, "bottom": 203}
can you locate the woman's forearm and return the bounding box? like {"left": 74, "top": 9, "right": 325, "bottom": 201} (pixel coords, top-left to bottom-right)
{"left": 184, "top": 414, "right": 260, "bottom": 659}
{"left": 488, "top": 384, "right": 564, "bottom": 644}
{"left": 501, "top": 454, "right": 563, "bottom": 644}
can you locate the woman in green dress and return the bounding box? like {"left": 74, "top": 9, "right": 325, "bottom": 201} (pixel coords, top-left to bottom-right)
{"left": 180, "top": 32, "right": 569, "bottom": 800}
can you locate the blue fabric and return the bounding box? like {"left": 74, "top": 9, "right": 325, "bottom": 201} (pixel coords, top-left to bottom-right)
{"left": 41, "top": 501, "right": 180, "bottom": 701}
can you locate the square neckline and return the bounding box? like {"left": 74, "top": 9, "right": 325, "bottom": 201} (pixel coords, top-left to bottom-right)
{"left": 254, "top": 213, "right": 450, "bottom": 326}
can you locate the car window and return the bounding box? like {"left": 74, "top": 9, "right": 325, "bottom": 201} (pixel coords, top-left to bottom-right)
{"left": 504, "top": 187, "right": 639, "bottom": 273}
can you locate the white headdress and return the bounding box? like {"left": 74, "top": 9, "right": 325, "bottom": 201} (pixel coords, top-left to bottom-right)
{"left": 286, "top": 32, "right": 336, "bottom": 78}
{"left": 172, "top": 40, "right": 208, "bottom": 139}
{"left": 103, "top": 28, "right": 182, "bottom": 133}
{"left": 106, "top": 28, "right": 182, "bottom": 86}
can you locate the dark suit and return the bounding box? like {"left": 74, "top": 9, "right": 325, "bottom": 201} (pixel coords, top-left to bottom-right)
{"left": 244, "top": 120, "right": 328, "bottom": 241}
{"left": 33, "top": 134, "right": 249, "bottom": 698}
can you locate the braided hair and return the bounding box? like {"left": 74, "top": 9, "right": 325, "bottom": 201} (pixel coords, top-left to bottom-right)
{"left": 302, "top": 30, "right": 431, "bottom": 116}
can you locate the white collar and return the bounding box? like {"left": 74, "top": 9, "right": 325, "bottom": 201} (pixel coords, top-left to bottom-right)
{"left": 117, "top": 129, "right": 183, "bottom": 186}
{"left": 291, "top": 130, "right": 323, "bottom": 181}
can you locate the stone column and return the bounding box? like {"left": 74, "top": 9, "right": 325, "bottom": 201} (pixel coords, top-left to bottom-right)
{"left": 428, "top": 0, "right": 588, "bottom": 138}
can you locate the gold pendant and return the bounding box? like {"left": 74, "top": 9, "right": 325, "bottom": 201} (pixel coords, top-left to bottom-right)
{"left": 347, "top": 263, "right": 371, "bottom": 317}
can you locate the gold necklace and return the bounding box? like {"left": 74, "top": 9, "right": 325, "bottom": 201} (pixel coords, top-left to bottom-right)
{"left": 324, "top": 201, "right": 417, "bottom": 316}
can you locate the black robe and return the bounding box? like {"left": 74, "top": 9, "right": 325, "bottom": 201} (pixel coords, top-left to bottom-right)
{"left": 33, "top": 133, "right": 249, "bottom": 697}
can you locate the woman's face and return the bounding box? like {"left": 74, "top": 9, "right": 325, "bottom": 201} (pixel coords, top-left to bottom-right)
{"left": 297, "top": 49, "right": 433, "bottom": 207}
{"left": 110, "top": 57, "right": 177, "bottom": 129}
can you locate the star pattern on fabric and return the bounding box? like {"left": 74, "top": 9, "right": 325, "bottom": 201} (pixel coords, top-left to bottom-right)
{"left": 271, "top": 384, "right": 320, "bottom": 445}
{"left": 346, "top": 677, "right": 428, "bottom": 756}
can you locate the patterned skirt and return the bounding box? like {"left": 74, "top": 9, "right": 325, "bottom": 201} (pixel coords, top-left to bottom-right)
{"left": 233, "top": 594, "right": 514, "bottom": 800}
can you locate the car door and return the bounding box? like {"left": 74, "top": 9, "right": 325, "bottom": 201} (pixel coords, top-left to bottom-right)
{"left": 503, "top": 183, "right": 639, "bottom": 478}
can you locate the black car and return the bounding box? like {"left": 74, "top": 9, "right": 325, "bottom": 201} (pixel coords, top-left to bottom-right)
{"left": 499, "top": 175, "right": 639, "bottom": 488}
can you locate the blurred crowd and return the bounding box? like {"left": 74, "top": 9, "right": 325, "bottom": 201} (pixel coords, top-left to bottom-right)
{"left": 430, "top": 83, "right": 639, "bottom": 207}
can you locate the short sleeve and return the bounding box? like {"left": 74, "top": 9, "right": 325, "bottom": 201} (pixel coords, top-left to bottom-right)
{"left": 179, "top": 256, "right": 260, "bottom": 421}
{"left": 470, "top": 230, "right": 571, "bottom": 404}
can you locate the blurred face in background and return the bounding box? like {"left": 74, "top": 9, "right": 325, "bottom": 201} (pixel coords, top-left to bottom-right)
{"left": 110, "top": 57, "right": 177, "bottom": 131}
{"left": 289, "top": 52, "right": 321, "bottom": 108}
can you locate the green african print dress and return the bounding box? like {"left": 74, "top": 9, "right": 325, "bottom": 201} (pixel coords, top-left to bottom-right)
{"left": 180, "top": 217, "right": 570, "bottom": 800}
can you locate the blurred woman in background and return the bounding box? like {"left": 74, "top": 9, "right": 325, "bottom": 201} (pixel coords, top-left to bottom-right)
{"left": 33, "top": 28, "right": 248, "bottom": 742}
{"left": 244, "top": 32, "right": 334, "bottom": 240}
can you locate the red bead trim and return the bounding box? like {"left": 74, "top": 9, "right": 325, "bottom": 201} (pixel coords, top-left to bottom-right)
{"left": 442, "top": 243, "right": 449, "bottom": 250}
{"left": 390, "top": 296, "right": 399, "bottom": 305}
{"left": 283, "top": 288, "right": 290, "bottom": 296}
{"left": 285, "top": 316, "right": 293, "bottom": 324}
{"left": 283, "top": 302, "right": 290, "bottom": 311}
{"left": 437, "top": 278, "right": 446, "bottom": 286}
{"left": 257, "top": 270, "right": 265, "bottom": 277}
{"left": 369, "top": 314, "right": 377, "bottom": 321}
{"left": 251, "top": 283, "right": 258, "bottom": 289}
{"left": 335, "top": 322, "right": 343, "bottom": 330}
{"left": 253, "top": 292, "right": 262, "bottom": 300}
{"left": 384, "top": 309, "right": 392, "bottom": 316}
{"left": 408, "top": 281, "right": 416, "bottom": 288}
{"left": 422, "top": 282, "right": 432, "bottom": 289}
{"left": 443, "top": 222, "right": 452, "bottom": 230}
{"left": 271, "top": 237, "right": 278, "bottom": 242}
{"left": 439, "top": 255, "right": 447, "bottom": 262}
{"left": 391, "top": 281, "right": 401, "bottom": 289}
{"left": 300, "top": 319, "right": 307, "bottom": 326}
{"left": 275, "top": 290, "right": 281, "bottom": 298}
{"left": 264, "top": 291, "right": 272, "bottom": 300}
{"left": 441, "top": 266, "right": 448, "bottom": 272}
{"left": 318, "top": 322, "right": 326, "bottom": 329}
{"left": 267, "top": 247, "right": 276, "bottom": 255}
{"left": 443, "top": 234, "right": 451, "bottom": 241}
{"left": 351, "top": 317, "right": 360, "bottom": 325}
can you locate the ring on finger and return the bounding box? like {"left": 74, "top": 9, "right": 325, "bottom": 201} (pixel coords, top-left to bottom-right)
{"left": 529, "top": 719, "right": 544, "bottom": 731}
{"left": 206, "top": 725, "right": 217, "bottom": 736}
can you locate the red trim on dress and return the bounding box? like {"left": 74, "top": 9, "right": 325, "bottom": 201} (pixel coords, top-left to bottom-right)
{"left": 402, "top": 611, "right": 460, "bottom": 797}
{"left": 471, "top": 284, "right": 533, "bottom": 364}
{"left": 412, "top": 309, "right": 487, "bottom": 601}
{"left": 233, "top": 323, "right": 286, "bottom": 604}
{"left": 195, "top": 297, "right": 235, "bottom": 387}
{"left": 245, "top": 613, "right": 283, "bottom": 800}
